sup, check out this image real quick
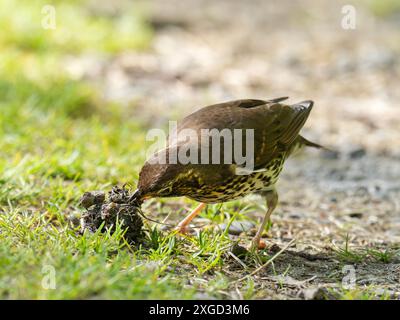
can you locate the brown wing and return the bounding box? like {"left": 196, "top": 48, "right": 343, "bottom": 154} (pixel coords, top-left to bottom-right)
{"left": 251, "top": 100, "right": 314, "bottom": 170}
{"left": 175, "top": 98, "right": 313, "bottom": 171}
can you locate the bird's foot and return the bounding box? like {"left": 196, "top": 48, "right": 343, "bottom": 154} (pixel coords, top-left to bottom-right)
{"left": 249, "top": 238, "right": 268, "bottom": 251}
{"left": 174, "top": 224, "right": 189, "bottom": 235}
{"left": 173, "top": 203, "right": 206, "bottom": 236}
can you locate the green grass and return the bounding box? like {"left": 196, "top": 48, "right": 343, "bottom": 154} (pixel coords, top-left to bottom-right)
{"left": 333, "top": 234, "right": 367, "bottom": 264}
{"left": 324, "top": 286, "right": 392, "bottom": 300}
{"left": 0, "top": 0, "right": 152, "bottom": 54}
{"left": 333, "top": 234, "right": 398, "bottom": 264}
{"left": 366, "top": 0, "right": 400, "bottom": 18}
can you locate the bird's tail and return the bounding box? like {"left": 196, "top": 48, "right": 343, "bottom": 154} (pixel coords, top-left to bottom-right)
{"left": 298, "top": 135, "right": 325, "bottom": 149}
{"left": 288, "top": 135, "right": 331, "bottom": 157}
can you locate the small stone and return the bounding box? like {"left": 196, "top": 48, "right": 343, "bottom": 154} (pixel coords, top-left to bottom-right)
{"left": 300, "top": 287, "right": 336, "bottom": 300}
{"left": 300, "top": 287, "right": 320, "bottom": 300}
{"left": 219, "top": 221, "right": 255, "bottom": 235}
{"left": 349, "top": 148, "right": 366, "bottom": 159}
{"left": 321, "top": 149, "right": 340, "bottom": 160}
{"left": 193, "top": 293, "right": 217, "bottom": 300}
{"left": 330, "top": 196, "right": 338, "bottom": 203}
{"left": 348, "top": 212, "right": 363, "bottom": 218}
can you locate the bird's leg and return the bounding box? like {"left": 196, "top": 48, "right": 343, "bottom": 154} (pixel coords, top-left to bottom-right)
{"left": 251, "top": 188, "right": 278, "bottom": 250}
{"left": 175, "top": 203, "right": 206, "bottom": 234}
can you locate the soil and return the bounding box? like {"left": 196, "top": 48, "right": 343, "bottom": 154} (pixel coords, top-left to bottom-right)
{"left": 79, "top": 186, "right": 145, "bottom": 245}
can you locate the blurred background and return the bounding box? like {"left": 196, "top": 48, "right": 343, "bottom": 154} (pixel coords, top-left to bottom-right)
{"left": 1, "top": 0, "right": 400, "bottom": 246}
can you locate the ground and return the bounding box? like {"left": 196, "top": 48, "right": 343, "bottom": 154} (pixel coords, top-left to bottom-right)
{"left": 1, "top": 0, "right": 400, "bottom": 299}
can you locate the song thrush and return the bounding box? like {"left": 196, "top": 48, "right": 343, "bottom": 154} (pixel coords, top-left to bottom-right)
{"left": 131, "top": 97, "right": 322, "bottom": 249}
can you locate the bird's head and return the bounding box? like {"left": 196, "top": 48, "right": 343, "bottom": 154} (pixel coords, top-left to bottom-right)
{"left": 135, "top": 146, "right": 190, "bottom": 201}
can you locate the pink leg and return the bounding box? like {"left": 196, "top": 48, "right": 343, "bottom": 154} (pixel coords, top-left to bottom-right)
{"left": 251, "top": 188, "right": 278, "bottom": 250}
{"left": 175, "top": 203, "right": 206, "bottom": 234}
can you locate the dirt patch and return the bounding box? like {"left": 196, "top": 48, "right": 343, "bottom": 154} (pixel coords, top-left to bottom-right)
{"left": 223, "top": 241, "right": 400, "bottom": 299}
{"left": 79, "top": 186, "right": 145, "bottom": 245}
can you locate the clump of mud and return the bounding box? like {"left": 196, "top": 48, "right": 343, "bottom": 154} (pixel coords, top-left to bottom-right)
{"left": 79, "top": 186, "right": 144, "bottom": 244}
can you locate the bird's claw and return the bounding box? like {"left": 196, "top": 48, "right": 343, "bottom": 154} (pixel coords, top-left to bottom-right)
{"left": 174, "top": 224, "right": 189, "bottom": 235}
{"left": 249, "top": 238, "right": 267, "bottom": 251}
